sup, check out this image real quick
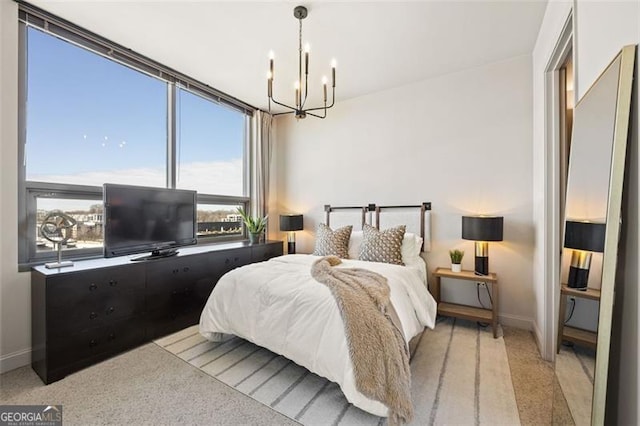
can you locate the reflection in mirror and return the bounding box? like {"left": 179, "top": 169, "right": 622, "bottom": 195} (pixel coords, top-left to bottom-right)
{"left": 554, "top": 45, "right": 635, "bottom": 426}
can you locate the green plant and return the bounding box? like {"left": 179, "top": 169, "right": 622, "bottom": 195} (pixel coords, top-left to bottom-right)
{"left": 449, "top": 249, "right": 464, "bottom": 264}
{"left": 236, "top": 207, "right": 268, "bottom": 234}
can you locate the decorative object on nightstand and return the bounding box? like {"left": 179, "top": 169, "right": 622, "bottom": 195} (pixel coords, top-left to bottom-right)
{"left": 564, "top": 220, "right": 606, "bottom": 290}
{"left": 237, "top": 207, "right": 268, "bottom": 244}
{"left": 280, "top": 214, "right": 303, "bottom": 254}
{"left": 462, "top": 215, "right": 504, "bottom": 275}
{"left": 449, "top": 249, "right": 464, "bottom": 273}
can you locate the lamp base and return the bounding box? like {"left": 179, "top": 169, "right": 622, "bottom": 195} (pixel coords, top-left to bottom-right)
{"left": 287, "top": 241, "right": 296, "bottom": 255}
{"left": 474, "top": 256, "right": 489, "bottom": 276}
{"left": 567, "top": 266, "right": 589, "bottom": 290}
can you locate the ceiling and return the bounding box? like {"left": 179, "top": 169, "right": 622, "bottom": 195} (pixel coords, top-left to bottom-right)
{"left": 30, "top": 1, "right": 548, "bottom": 112}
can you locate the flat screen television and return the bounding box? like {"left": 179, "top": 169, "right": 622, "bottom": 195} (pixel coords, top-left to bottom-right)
{"left": 103, "top": 183, "right": 197, "bottom": 260}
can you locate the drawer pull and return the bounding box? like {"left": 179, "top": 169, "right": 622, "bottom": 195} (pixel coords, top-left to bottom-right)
{"left": 183, "top": 267, "right": 190, "bottom": 272}
{"left": 108, "top": 332, "right": 116, "bottom": 340}
{"left": 89, "top": 339, "right": 98, "bottom": 347}
{"left": 106, "top": 306, "right": 115, "bottom": 315}
{"left": 109, "top": 280, "right": 117, "bottom": 287}
{"left": 89, "top": 312, "right": 98, "bottom": 320}
{"left": 89, "top": 283, "right": 98, "bottom": 291}
{"left": 234, "top": 257, "right": 239, "bottom": 262}
{"left": 173, "top": 268, "right": 179, "bottom": 274}
{"left": 225, "top": 258, "right": 230, "bottom": 265}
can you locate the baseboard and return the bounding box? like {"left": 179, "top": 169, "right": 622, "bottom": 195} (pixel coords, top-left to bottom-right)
{"left": 532, "top": 320, "right": 544, "bottom": 355}
{"left": 0, "top": 347, "right": 31, "bottom": 374}
{"left": 499, "top": 313, "right": 533, "bottom": 331}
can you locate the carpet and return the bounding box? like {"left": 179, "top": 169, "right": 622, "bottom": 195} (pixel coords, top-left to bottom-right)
{"left": 157, "top": 317, "right": 521, "bottom": 425}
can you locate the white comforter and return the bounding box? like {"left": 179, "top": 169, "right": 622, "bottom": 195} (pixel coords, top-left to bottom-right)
{"left": 199, "top": 254, "right": 437, "bottom": 417}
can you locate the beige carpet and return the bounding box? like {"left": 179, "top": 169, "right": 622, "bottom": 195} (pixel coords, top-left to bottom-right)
{"left": 158, "top": 317, "right": 520, "bottom": 425}
{"left": 0, "top": 343, "right": 296, "bottom": 425}
{"left": 0, "top": 319, "right": 558, "bottom": 426}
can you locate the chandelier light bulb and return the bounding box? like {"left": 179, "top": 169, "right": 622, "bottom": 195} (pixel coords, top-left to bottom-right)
{"left": 294, "top": 81, "right": 300, "bottom": 90}
{"left": 331, "top": 59, "right": 337, "bottom": 68}
{"left": 267, "top": 71, "right": 272, "bottom": 80}
{"left": 322, "top": 76, "right": 328, "bottom": 85}
{"left": 269, "top": 50, "right": 275, "bottom": 60}
{"left": 304, "top": 43, "right": 310, "bottom": 53}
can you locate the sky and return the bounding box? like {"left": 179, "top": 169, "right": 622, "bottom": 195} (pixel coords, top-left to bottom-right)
{"left": 26, "top": 27, "right": 245, "bottom": 206}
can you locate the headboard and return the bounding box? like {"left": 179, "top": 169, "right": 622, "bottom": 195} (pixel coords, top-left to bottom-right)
{"left": 324, "top": 202, "right": 432, "bottom": 252}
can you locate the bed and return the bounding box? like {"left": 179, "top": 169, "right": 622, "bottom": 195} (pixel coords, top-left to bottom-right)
{"left": 199, "top": 204, "right": 438, "bottom": 417}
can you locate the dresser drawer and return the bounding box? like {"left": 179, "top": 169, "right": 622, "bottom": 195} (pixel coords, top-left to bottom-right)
{"left": 251, "top": 242, "right": 283, "bottom": 263}
{"left": 47, "top": 290, "right": 145, "bottom": 336}
{"left": 47, "top": 320, "right": 145, "bottom": 371}
{"left": 210, "top": 247, "right": 252, "bottom": 278}
{"left": 46, "top": 265, "right": 145, "bottom": 308}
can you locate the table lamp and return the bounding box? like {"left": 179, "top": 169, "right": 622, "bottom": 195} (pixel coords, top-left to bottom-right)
{"left": 462, "top": 216, "right": 504, "bottom": 275}
{"left": 564, "top": 220, "right": 606, "bottom": 290}
{"left": 279, "top": 214, "right": 303, "bottom": 254}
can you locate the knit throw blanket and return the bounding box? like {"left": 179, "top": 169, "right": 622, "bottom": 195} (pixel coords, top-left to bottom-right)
{"left": 310, "top": 256, "right": 413, "bottom": 425}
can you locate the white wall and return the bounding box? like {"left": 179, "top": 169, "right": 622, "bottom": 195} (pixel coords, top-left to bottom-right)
{"left": 274, "top": 55, "right": 535, "bottom": 329}
{"left": 0, "top": 1, "right": 31, "bottom": 373}
{"left": 532, "top": 0, "right": 639, "bottom": 422}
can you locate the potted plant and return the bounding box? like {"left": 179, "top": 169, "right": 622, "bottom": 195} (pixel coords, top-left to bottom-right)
{"left": 236, "top": 207, "right": 268, "bottom": 244}
{"left": 449, "top": 249, "right": 464, "bottom": 273}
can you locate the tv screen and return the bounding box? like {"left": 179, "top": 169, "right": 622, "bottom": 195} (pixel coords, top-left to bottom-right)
{"left": 103, "top": 184, "right": 197, "bottom": 258}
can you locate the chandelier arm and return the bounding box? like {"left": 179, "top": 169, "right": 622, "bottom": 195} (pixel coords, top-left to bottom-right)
{"left": 270, "top": 96, "right": 297, "bottom": 111}
{"left": 303, "top": 102, "right": 333, "bottom": 113}
{"left": 306, "top": 111, "right": 326, "bottom": 119}
{"left": 301, "top": 74, "right": 309, "bottom": 109}
{"left": 272, "top": 110, "right": 296, "bottom": 117}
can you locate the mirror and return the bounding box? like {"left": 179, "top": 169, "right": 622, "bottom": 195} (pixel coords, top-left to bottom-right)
{"left": 554, "top": 46, "right": 635, "bottom": 425}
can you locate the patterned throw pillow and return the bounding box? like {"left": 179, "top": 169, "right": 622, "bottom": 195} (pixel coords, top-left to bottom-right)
{"left": 313, "top": 223, "right": 352, "bottom": 258}
{"left": 359, "top": 224, "right": 406, "bottom": 265}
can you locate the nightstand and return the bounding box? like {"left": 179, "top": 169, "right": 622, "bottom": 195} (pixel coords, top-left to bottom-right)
{"left": 556, "top": 284, "right": 599, "bottom": 353}
{"left": 433, "top": 267, "right": 499, "bottom": 338}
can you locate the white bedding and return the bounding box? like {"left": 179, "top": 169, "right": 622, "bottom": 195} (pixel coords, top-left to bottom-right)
{"left": 199, "top": 254, "right": 438, "bottom": 417}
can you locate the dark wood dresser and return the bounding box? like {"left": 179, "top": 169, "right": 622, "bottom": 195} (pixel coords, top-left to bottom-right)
{"left": 31, "top": 240, "right": 283, "bottom": 384}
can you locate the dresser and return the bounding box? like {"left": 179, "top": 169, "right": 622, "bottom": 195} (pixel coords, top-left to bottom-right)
{"left": 31, "top": 241, "right": 283, "bottom": 384}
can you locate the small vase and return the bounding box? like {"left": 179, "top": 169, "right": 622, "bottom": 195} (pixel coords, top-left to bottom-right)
{"left": 249, "top": 232, "right": 261, "bottom": 244}
{"left": 451, "top": 263, "right": 462, "bottom": 273}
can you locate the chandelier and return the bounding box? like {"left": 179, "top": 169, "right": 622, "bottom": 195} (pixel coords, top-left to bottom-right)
{"left": 267, "top": 6, "right": 336, "bottom": 119}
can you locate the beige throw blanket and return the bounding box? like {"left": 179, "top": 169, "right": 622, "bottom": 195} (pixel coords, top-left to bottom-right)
{"left": 311, "top": 256, "right": 413, "bottom": 424}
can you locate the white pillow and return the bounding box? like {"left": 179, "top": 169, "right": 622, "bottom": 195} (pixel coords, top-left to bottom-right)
{"left": 348, "top": 230, "right": 423, "bottom": 262}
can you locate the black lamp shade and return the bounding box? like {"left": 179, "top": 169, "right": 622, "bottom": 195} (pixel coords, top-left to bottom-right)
{"left": 564, "top": 221, "right": 605, "bottom": 253}
{"left": 280, "top": 214, "right": 303, "bottom": 232}
{"left": 462, "top": 216, "right": 504, "bottom": 241}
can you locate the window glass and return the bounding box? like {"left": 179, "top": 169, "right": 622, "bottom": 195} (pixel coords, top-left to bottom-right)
{"left": 177, "top": 89, "right": 245, "bottom": 196}
{"left": 25, "top": 27, "right": 167, "bottom": 187}
{"left": 196, "top": 204, "right": 243, "bottom": 238}
{"left": 36, "top": 197, "right": 104, "bottom": 253}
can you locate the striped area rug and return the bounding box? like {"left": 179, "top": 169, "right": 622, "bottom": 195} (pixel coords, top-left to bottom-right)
{"left": 555, "top": 345, "right": 595, "bottom": 426}
{"left": 155, "top": 317, "right": 520, "bottom": 425}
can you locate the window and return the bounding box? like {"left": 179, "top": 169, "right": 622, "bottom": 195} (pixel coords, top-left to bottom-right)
{"left": 177, "top": 88, "right": 246, "bottom": 196}
{"left": 19, "top": 8, "right": 254, "bottom": 267}
{"left": 25, "top": 28, "right": 167, "bottom": 188}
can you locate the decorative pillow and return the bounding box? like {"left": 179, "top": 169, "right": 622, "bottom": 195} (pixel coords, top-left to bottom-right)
{"left": 313, "top": 223, "right": 352, "bottom": 258}
{"left": 347, "top": 231, "right": 364, "bottom": 259}
{"left": 358, "top": 224, "right": 406, "bottom": 265}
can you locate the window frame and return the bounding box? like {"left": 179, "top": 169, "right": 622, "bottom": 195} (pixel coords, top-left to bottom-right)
{"left": 18, "top": 4, "right": 257, "bottom": 269}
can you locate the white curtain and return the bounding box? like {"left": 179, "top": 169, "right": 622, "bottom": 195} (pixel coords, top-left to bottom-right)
{"left": 251, "top": 110, "right": 274, "bottom": 236}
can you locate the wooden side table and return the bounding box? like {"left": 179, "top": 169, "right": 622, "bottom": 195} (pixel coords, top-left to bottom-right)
{"left": 556, "top": 284, "right": 600, "bottom": 353}
{"left": 433, "top": 267, "right": 499, "bottom": 338}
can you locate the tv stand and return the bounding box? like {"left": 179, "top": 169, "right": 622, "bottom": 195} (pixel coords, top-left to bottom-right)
{"left": 131, "top": 248, "right": 179, "bottom": 261}
{"left": 31, "top": 240, "right": 283, "bottom": 384}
